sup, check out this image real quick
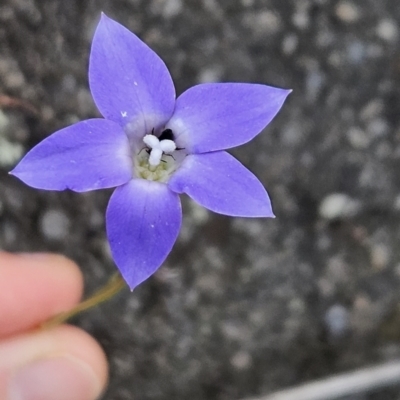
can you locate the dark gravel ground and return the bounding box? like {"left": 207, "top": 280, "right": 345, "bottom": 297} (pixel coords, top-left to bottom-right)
{"left": 1, "top": 0, "right": 400, "bottom": 399}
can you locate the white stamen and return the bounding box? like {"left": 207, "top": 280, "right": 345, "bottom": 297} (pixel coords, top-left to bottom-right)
{"left": 148, "top": 148, "right": 163, "bottom": 166}
{"left": 143, "top": 134, "right": 159, "bottom": 148}
{"left": 142, "top": 134, "right": 177, "bottom": 167}
{"left": 159, "top": 139, "right": 176, "bottom": 153}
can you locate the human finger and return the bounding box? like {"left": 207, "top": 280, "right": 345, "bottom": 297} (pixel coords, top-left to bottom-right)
{"left": 0, "top": 324, "right": 108, "bottom": 400}
{"left": 0, "top": 252, "right": 83, "bottom": 338}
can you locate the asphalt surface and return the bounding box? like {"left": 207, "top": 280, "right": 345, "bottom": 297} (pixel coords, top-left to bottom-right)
{"left": 1, "top": 1, "right": 400, "bottom": 399}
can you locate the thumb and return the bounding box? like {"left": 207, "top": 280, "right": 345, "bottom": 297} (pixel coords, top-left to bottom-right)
{"left": 0, "top": 325, "right": 107, "bottom": 400}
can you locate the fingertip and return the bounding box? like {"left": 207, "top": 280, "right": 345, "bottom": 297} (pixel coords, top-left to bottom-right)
{"left": 0, "top": 325, "right": 108, "bottom": 400}
{"left": 51, "top": 325, "right": 109, "bottom": 392}
{"left": 11, "top": 252, "right": 83, "bottom": 285}
{"left": 0, "top": 252, "right": 84, "bottom": 337}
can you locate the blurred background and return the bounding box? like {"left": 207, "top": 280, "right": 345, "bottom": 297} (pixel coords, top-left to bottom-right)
{"left": 1, "top": 0, "right": 400, "bottom": 399}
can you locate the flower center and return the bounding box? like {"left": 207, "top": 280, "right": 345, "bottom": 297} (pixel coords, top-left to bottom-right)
{"left": 143, "top": 131, "right": 176, "bottom": 167}
{"left": 133, "top": 128, "right": 186, "bottom": 183}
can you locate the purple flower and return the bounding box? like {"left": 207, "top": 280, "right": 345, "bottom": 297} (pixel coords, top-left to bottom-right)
{"left": 10, "top": 14, "right": 291, "bottom": 290}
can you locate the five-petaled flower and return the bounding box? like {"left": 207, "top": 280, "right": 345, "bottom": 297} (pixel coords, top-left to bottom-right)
{"left": 11, "top": 14, "right": 291, "bottom": 290}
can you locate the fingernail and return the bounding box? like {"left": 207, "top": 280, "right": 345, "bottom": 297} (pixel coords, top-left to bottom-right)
{"left": 8, "top": 356, "right": 101, "bottom": 400}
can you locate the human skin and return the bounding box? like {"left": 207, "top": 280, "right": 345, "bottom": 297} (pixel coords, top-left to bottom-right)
{"left": 0, "top": 252, "right": 108, "bottom": 400}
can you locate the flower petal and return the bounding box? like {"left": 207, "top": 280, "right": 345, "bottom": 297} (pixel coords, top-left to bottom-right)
{"left": 168, "top": 151, "right": 274, "bottom": 217}
{"left": 106, "top": 179, "right": 182, "bottom": 290}
{"left": 89, "top": 14, "right": 175, "bottom": 135}
{"left": 10, "top": 119, "right": 132, "bottom": 192}
{"left": 167, "top": 83, "right": 291, "bottom": 153}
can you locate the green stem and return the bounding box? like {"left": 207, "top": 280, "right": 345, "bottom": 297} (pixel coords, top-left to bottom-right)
{"left": 41, "top": 272, "right": 126, "bottom": 329}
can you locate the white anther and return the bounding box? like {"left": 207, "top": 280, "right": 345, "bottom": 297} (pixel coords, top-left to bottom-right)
{"left": 159, "top": 139, "right": 176, "bottom": 154}
{"left": 142, "top": 134, "right": 177, "bottom": 166}
{"left": 143, "top": 134, "right": 159, "bottom": 148}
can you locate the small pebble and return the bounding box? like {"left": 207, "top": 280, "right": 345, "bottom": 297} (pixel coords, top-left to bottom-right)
{"left": 230, "top": 351, "right": 252, "bottom": 370}
{"left": 163, "top": 0, "right": 182, "bottom": 18}
{"left": 319, "top": 193, "right": 360, "bottom": 220}
{"left": 39, "top": 209, "right": 70, "bottom": 241}
{"left": 376, "top": 19, "right": 398, "bottom": 42}
{"left": 335, "top": 1, "right": 360, "bottom": 23}
{"left": 324, "top": 304, "right": 350, "bottom": 337}
{"left": 0, "top": 138, "right": 24, "bottom": 167}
